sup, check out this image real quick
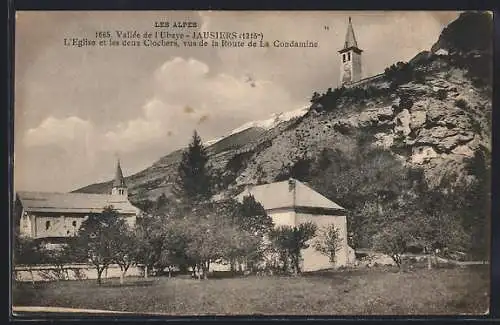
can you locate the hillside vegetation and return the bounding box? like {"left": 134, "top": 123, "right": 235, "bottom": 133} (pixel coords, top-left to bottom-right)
{"left": 75, "top": 12, "right": 492, "bottom": 260}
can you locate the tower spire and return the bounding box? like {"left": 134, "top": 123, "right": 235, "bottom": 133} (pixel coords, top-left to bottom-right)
{"left": 112, "top": 157, "right": 127, "bottom": 196}
{"left": 343, "top": 16, "right": 359, "bottom": 49}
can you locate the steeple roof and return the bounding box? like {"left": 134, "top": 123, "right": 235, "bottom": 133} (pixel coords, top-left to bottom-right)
{"left": 113, "top": 159, "right": 126, "bottom": 188}
{"left": 340, "top": 17, "right": 362, "bottom": 52}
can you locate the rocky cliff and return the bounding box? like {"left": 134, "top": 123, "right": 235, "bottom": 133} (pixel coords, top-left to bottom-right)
{"left": 75, "top": 12, "right": 492, "bottom": 207}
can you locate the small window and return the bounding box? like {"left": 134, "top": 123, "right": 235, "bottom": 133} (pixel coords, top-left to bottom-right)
{"left": 347, "top": 52, "right": 351, "bottom": 61}
{"left": 342, "top": 54, "right": 346, "bottom": 63}
{"left": 72, "top": 221, "right": 77, "bottom": 227}
{"left": 45, "top": 221, "right": 51, "bottom": 230}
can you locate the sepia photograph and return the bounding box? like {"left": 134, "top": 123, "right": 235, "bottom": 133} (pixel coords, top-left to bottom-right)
{"left": 11, "top": 10, "right": 492, "bottom": 317}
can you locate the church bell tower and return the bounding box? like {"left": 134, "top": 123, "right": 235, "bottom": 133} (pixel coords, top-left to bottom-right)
{"left": 111, "top": 158, "right": 128, "bottom": 197}
{"left": 339, "top": 17, "right": 363, "bottom": 86}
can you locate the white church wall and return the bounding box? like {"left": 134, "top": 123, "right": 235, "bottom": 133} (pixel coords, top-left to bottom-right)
{"left": 29, "top": 213, "right": 136, "bottom": 239}
{"left": 352, "top": 51, "right": 363, "bottom": 82}
{"left": 268, "top": 209, "right": 296, "bottom": 227}
{"left": 34, "top": 215, "right": 84, "bottom": 238}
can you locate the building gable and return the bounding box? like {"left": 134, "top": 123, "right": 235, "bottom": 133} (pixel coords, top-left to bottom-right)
{"left": 235, "top": 178, "right": 345, "bottom": 213}
{"left": 16, "top": 191, "right": 139, "bottom": 215}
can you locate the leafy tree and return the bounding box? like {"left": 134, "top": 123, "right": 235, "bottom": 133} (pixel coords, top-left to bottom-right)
{"left": 310, "top": 146, "right": 416, "bottom": 248}
{"left": 40, "top": 244, "right": 74, "bottom": 281}
{"left": 268, "top": 222, "right": 317, "bottom": 274}
{"left": 134, "top": 215, "right": 167, "bottom": 278}
{"left": 183, "top": 215, "right": 227, "bottom": 279}
{"left": 13, "top": 236, "right": 44, "bottom": 266}
{"left": 114, "top": 226, "right": 137, "bottom": 284}
{"left": 223, "top": 197, "right": 273, "bottom": 272}
{"left": 224, "top": 227, "right": 264, "bottom": 273}
{"left": 384, "top": 61, "right": 414, "bottom": 88}
{"left": 314, "top": 225, "right": 342, "bottom": 265}
{"left": 310, "top": 91, "right": 321, "bottom": 103}
{"left": 69, "top": 206, "right": 132, "bottom": 285}
{"left": 233, "top": 195, "right": 274, "bottom": 236}
{"left": 13, "top": 236, "right": 45, "bottom": 284}
{"left": 460, "top": 146, "right": 490, "bottom": 259}
{"left": 176, "top": 130, "right": 213, "bottom": 204}
{"left": 372, "top": 221, "right": 410, "bottom": 268}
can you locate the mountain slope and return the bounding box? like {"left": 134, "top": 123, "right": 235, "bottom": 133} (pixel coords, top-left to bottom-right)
{"left": 75, "top": 12, "right": 492, "bottom": 208}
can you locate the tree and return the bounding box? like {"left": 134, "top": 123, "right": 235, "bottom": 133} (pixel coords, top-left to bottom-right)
{"left": 183, "top": 215, "right": 228, "bottom": 279}
{"left": 13, "top": 236, "right": 44, "bottom": 266}
{"left": 69, "top": 206, "right": 132, "bottom": 285}
{"left": 233, "top": 196, "right": 274, "bottom": 236}
{"left": 176, "top": 130, "right": 213, "bottom": 204}
{"left": 13, "top": 236, "right": 45, "bottom": 284}
{"left": 310, "top": 91, "right": 321, "bottom": 103}
{"left": 134, "top": 215, "right": 167, "bottom": 278}
{"left": 40, "top": 244, "right": 73, "bottom": 281}
{"left": 114, "top": 226, "right": 136, "bottom": 284}
{"left": 314, "top": 224, "right": 342, "bottom": 265}
{"left": 214, "top": 197, "right": 274, "bottom": 272}
{"left": 372, "top": 221, "right": 411, "bottom": 269}
{"left": 158, "top": 217, "right": 196, "bottom": 278}
{"left": 268, "top": 222, "right": 317, "bottom": 274}
{"left": 461, "top": 146, "right": 490, "bottom": 259}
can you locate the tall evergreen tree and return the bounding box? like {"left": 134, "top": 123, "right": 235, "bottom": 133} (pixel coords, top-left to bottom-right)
{"left": 176, "top": 130, "right": 213, "bottom": 204}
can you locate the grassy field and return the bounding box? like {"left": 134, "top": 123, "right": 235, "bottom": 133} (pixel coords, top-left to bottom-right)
{"left": 12, "top": 265, "right": 489, "bottom": 316}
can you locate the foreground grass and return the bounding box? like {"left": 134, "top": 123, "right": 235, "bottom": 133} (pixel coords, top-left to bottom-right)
{"left": 12, "top": 266, "right": 489, "bottom": 315}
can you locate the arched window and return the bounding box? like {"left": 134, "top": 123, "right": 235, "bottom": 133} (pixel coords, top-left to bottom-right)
{"left": 342, "top": 54, "right": 346, "bottom": 63}
{"left": 347, "top": 52, "right": 351, "bottom": 61}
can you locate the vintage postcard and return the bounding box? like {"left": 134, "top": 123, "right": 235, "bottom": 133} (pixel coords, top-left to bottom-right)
{"left": 12, "top": 10, "right": 492, "bottom": 317}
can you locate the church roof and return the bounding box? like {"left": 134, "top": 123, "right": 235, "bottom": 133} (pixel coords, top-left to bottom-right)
{"left": 235, "top": 178, "right": 345, "bottom": 213}
{"left": 113, "top": 159, "right": 126, "bottom": 188}
{"left": 16, "top": 191, "right": 138, "bottom": 214}
{"left": 340, "top": 17, "right": 362, "bottom": 52}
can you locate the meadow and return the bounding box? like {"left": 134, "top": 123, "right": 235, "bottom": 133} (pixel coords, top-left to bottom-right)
{"left": 12, "top": 265, "right": 489, "bottom": 316}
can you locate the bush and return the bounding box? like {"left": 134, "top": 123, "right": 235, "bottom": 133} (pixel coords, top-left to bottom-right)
{"left": 436, "top": 89, "right": 448, "bottom": 100}
{"left": 455, "top": 98, "right": 469, "bottom": 109}
{"left": 414, "top": 70, "right": 426, "bottom": 84}
{"left": 384, "top": 62, "right": 415, "bottom": 88}
{"left": 399, "top": 94, "right": 414, "bottom": 111}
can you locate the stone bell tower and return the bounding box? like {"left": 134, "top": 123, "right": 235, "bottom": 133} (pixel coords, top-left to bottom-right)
{"left": 339, "top": 17, "right": 363, "bottom": 86}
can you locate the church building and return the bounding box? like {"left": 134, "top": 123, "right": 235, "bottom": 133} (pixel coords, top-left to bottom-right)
{"left": 339, "top": 17, "right": 363, "bottom": 86}
{"left": 235, "top": 178, "right": 356, "bottom": 272}
{"left": 14, "top": 160, "right": 140, "bottom": 247}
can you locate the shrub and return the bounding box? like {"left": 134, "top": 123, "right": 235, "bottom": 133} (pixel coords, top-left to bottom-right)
{"left": 414, "top": 70, "right": 426, "bottom": 84}
{"left": 436, "top": 89, "right": 448, "bottom": 100}
{"left": 455, "top": 98, "right": 470, "bottom": 109}
{"left": 399, "top": 94, "right": 414, "bottom": 111}
{"left": 384, "top": 61, "right": 414, "bottom": 88}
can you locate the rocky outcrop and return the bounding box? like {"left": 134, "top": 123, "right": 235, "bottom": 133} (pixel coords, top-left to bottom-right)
{"left": 76, "top": 12, "right": 492, "bottom": 201}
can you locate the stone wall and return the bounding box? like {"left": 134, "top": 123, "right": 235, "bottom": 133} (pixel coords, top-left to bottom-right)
{"left": 14, "top": 264, "right": 143, "bottom": 282}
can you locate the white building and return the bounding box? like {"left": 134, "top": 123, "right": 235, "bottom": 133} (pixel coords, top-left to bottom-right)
{"left": 235, "top": 178, "right": 355, "bottom": 272}
{"left": 14, "top": 160, "right": 140, "bottom": 247}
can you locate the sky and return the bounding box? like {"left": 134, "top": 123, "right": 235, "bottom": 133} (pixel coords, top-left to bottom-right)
{"left": 14, "top": 10, "right": 460, "bottom": 192}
